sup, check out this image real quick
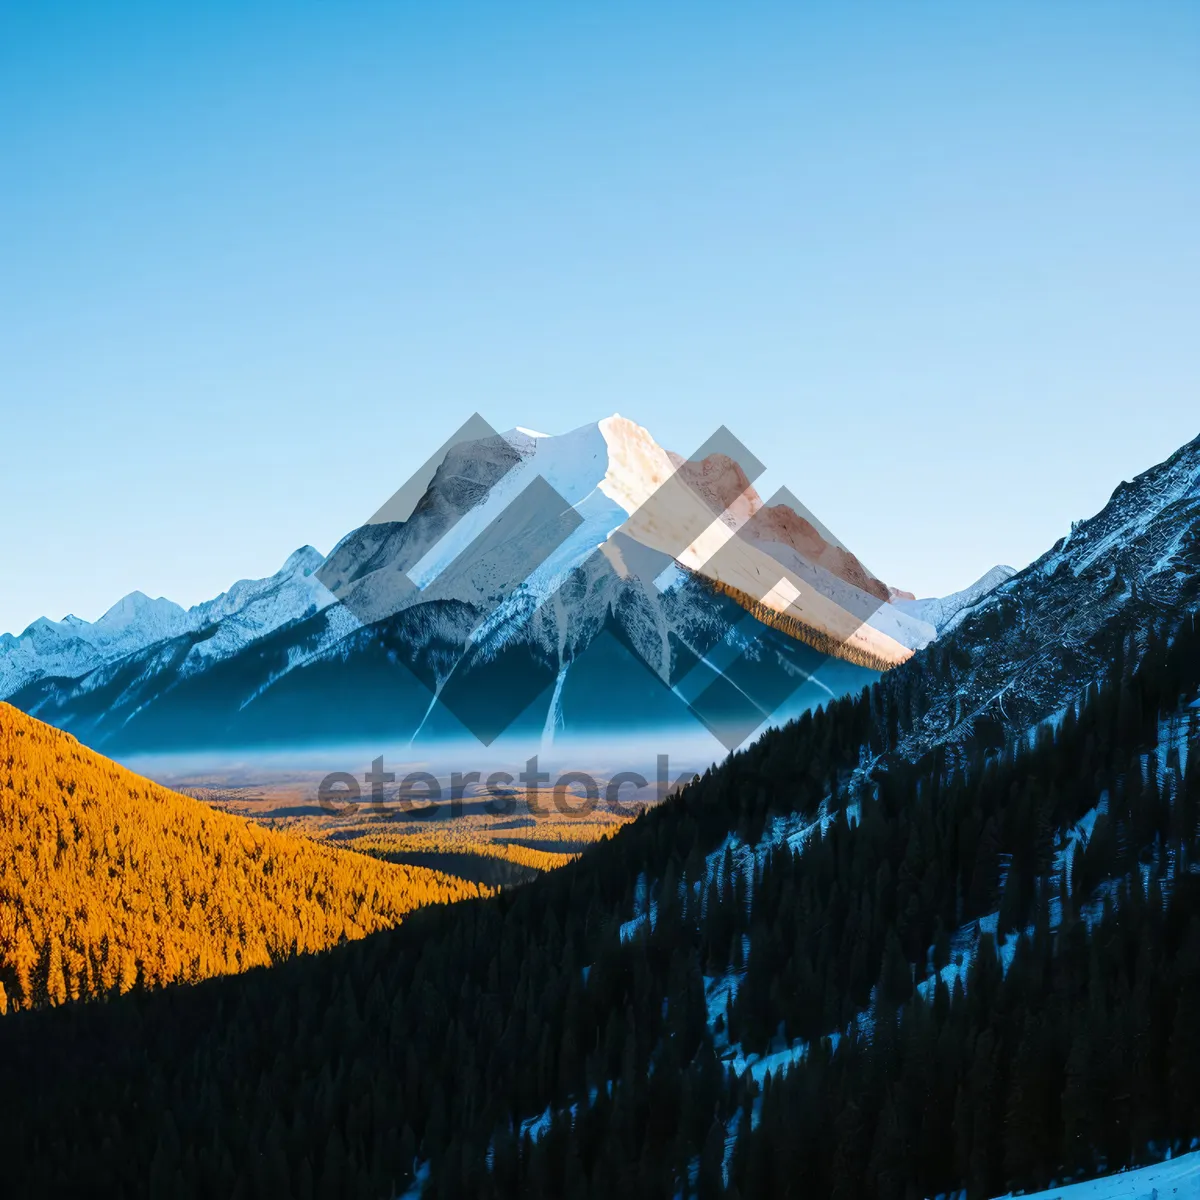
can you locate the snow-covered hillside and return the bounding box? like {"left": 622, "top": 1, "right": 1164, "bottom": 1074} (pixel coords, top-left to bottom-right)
{"left": 988, "top": 1151, "right": 1200, "bottom": 1199}
{"left": 0, "top": 593, "right": 188, "bottom": 698}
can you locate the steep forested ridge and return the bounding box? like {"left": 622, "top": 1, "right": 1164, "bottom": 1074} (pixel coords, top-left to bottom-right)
{"left": 0, "top": 703, "right": 486, "bottom": 1013}
{"left": 0, "top": 601, "right": 1198, "bottom": 1197}
{"left": 897, "top": 430, "right": 1200, "bottom": 758}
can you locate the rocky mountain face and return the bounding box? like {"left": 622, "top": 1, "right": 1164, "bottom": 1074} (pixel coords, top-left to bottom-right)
{"left": 898, "top": 430, "right": 1200, "bottom": 755}
{"left": 3, "top": 416, "right": 1009, "bottom": 756}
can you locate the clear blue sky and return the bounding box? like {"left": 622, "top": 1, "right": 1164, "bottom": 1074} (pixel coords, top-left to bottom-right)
{"left": 2, "top": 2, "right": 1197, "bottom": 636}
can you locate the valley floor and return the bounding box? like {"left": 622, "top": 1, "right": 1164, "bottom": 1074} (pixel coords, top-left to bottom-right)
{"left": 139, "top": 742, "right": 714, "bottom": 887}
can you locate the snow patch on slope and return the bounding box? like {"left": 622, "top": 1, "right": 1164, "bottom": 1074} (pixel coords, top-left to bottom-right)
{"left": 988, "top": 1150, "right": 1200, "bottom": 1200}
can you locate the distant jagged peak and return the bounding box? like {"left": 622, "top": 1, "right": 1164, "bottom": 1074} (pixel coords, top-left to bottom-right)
{"left": 279, "top": 545, "right": 324, "bottom": 575}
{"left": 48, "top": 545, "right": 324, "bottom": 640}
{"left": 94, "top": 590, "right": 187, "bottom": 633}
{"left": 893, "top": 565, "right": 1017, "bottom": 633}
{"left": 915, "top": 564, "right": 1017, "bottom": 606}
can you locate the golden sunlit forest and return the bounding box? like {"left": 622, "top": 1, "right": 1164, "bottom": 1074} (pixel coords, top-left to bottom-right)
{"left": 0, "top": 703, "right": 488, "bottom": 1013}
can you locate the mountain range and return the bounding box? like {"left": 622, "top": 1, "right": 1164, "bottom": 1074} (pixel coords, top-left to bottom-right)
{"left": 0, "top": 546, "right": 329, "bottom": 700}
{"left": 2, "top": 415, "right": 1013, "bottom": 756}
{"left": 3, "top": 425, "right": 1198, "bottom": 1199}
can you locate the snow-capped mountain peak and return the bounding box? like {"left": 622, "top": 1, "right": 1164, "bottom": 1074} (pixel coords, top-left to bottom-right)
{"left": 334, "top": 414, "right": 920, "bottom": 668}
{"left": 92, "top": 591, "right": 188, "bottom": 641}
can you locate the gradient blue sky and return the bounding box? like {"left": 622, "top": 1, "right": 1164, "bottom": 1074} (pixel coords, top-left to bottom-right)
{"left": 2, "top": 2, "right": 1198, "bottom": 636}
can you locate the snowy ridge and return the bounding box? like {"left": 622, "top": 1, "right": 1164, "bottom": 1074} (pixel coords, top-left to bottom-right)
{"left": 0, "top": 547, "right": 332, "bottom": 700}
{"left": 899, "top": 430, "right": 1200, "bottom": 757}
{"left": 987, "top": 1150, "right": 1200, "bottom": 1200}
{"left": 0, "top": 593, "right": 187, "bottom": 697}
{"left": 895, "top": 564, "right": 1017, "bottom": 633}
